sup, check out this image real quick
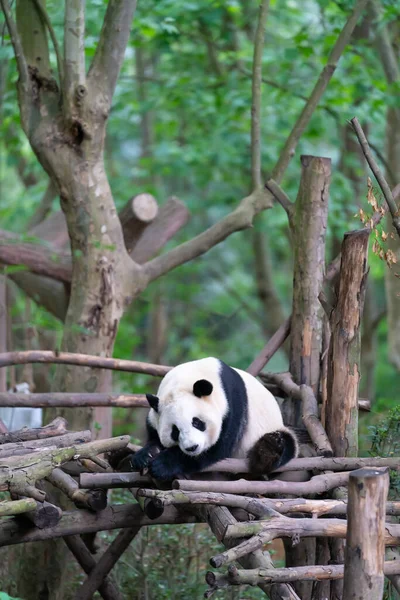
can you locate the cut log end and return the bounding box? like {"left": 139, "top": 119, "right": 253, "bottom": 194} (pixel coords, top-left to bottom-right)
{"left": 131, "top": 193, "right": 158, "bottom": 223}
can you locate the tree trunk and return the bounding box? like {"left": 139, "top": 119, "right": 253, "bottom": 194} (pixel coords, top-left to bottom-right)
{"left": 284, "top": 155, "right": 331, "bottom": 600}
{"left": 326, "top": 229, "right": 369, "bottom": 457}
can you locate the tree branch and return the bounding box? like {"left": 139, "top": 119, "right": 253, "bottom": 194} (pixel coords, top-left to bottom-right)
{"left": 64, "top": 0, "right": 86, "bottom": 119}
{"left": 88, "top": 0, "right": 137, "bottom": 106}
{"left": 143, "top": 189, "right": 271, "bottom": 283}
{"left": 265, "top": 179, "right": 294, "bottom": 224}
{"left": 247, "top": 316, "right": 291, "bottom": 375}
{"left": 0, "top": 0, "right": 29, "bottom": 87}
{"left": 32, "top": 0, "right": 64, "bottom": 85}
{"left": 0, "top": 232, "right": 72, "bottom": 282}
{"left": 0, "top": 350, "right": 170, "bottom": 376}
{"left": 251, "top": 0, "right": 270, "bottom": 190}
{"left": 351, "top": 117, "right": 400, "bottom": 237}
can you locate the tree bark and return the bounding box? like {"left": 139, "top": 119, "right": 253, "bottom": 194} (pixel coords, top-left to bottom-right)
{"left": 326, "top": 229, "right": 369, "bottom": 457}
{"left": 284, "top": 155, "right": 331, "bottom": 600}
{"left": 343, "top": 468, "right": 390, "bottom": 600}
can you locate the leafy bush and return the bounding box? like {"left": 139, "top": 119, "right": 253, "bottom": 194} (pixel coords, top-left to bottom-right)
{"left": 368, "top": 404, "right": 400, "bottom": 499}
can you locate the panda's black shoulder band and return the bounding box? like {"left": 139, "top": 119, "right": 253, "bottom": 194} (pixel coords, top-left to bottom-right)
{"left": 193, "top": 379, "right": 213, "bottom": 397}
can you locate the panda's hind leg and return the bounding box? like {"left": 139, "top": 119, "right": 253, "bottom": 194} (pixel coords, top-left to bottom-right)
{"left": 248, "top": 429, "right": 298, "bottom": 475}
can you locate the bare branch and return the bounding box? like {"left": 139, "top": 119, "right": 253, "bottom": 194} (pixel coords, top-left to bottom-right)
{"left": 351, "top": 117, "right": 400, "bottom": 237}
{"left": 265, "top": 179, "right": 294, "bottom": 223}
{"left": 251, "top": 0, "right": 270, "bottom": 190}
{"left": 0, "top": 232, "right": 72, "bottom": 282}
{"left": 0, "top": 392, "right": 148, "bottom": 408}
{"left": 247, "top": 316, "right": 291, "bottom": 375}
{"left": 0, "top": 349, "right": 170, "bottom": 376}
{"left": 0, "top": 0, "right": 29, "bottom": 86}
{"left": 88, "top": 0, "right": 137, "bottom": 105}
{"left": 143, "top": 189, "right": 271, "bottom": 283}
{"left": 64, "top": 0, "right": 86, "bottom": 118}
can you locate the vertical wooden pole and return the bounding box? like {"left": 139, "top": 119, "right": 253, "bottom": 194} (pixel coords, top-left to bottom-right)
{"left": 326, "top": 228, "right": 369, "bottom": 457}
{"left": 284, "top": 155, "right": 331, "bottom": 600}
{"left": 325, "top": 228, "right": 369, "bottom": 600}
{"left": 343, "top": 468, "right": 390, "bottom": 600}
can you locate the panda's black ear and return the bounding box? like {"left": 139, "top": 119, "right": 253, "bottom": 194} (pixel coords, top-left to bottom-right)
{"left": 146, "top": 394, "right": 159, "bottom": 412}
{"left": 193, "top": 379, "right": 213, "bottom": 398}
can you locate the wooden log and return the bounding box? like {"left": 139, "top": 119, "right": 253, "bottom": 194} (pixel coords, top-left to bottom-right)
{"left": 210, "top": 517, "right": 400, "bottom": 569}
{"left": 75, "top": 526, "right": 141, "bottom": 600}
{"left": 131, "top": 196, "right": 190, "bottom": 264}
{"left": 326, "top": 229, "right": 370, "bottom": 457}
{"left": 136, "top": 489, "right": 400, "bottom": 517}
{"left": 222, "top": 561, "right": 400, "bottom": 584}
{"left": 0, "top": 416, "right": 67, "bottom": 443}
{"left": 0, "top": 351, "right": 170, "bottom": 376}
{"left": 247, "top": 317, "right": 291, "bottom": 376}
{"left": 80, "top": 472, "right": 152, "bottom": 489}
{"left": 198, "top": 504, "right": 301, "bottom": 600}
{"left": 0, "top": 430, "right": 91, "bottom": 458}
{"left": 0, "top": 392, "right": 148, "bottom": 408}
{"left": 287, "top": 155, "right": 331, "bottom": 416}
{"left": 0, "top": 436, "right": 130, "bottom": 490}
{"left": 223, "top": 517, "right": 400, "bottom": 543}
{"left": 22, "top": 500, "right": 63, "bottom": 529}
{"left": 205, "top": 454, "right": 400, "bottom": 474}
{"left": 119, "top": 193, "right": 158, "bottom": 254}
{"left": 173, "top": 471, "right": 351, "bottom": 495}
{"left": 48, "top": 468, "right": 107, "bottom": 511}
{"left": 0, "top": 504, "right": 197, "bottom": 547}
{"left": 343, "top": 468, "right": 390, "bottom": 600}
{"left": 64, "top": 535, "right": 122, "bottom": 600}
{"left": 0, "top": 497, "right": 37, "bottom": 516}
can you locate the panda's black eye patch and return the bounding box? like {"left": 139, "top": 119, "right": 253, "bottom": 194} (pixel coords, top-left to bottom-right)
{"left": 192, "top": 417, "right": 206, "bottom": 432}
{"left": 171, "top": 425, "right": 180, "bottom": 442}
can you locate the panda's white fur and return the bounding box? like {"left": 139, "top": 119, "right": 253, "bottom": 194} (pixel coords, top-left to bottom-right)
{"left": 131, "top": 357, "right": 298, "bottom": 480}
{"left": 149, "top": 357, "right": 285, "bottom": 458}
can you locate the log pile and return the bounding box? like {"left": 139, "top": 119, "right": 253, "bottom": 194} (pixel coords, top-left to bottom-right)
{"left": 0, "top": 385, "right": 399, "bottom": 600}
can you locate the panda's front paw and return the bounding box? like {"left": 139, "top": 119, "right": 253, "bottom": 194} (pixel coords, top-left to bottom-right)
{"left": 129, "top": 447, "right": 154, "bottom": 472}
{"left": 148, "top": 453, "right": 181, "bottom": 481}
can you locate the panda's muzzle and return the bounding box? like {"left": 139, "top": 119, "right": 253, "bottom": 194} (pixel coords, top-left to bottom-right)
{"left": 185, "top": 444, "right": 199, "bottom": 453}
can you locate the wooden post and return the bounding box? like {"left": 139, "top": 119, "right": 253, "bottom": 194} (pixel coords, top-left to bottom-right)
{"left": 326, "top": 229, "right": 369, "bottom": 457}
{"left": 284, "top": 155, "right": 331, "bottom": 600}
{"left": 343, "top": 468, "right": 390, "bottom": 600}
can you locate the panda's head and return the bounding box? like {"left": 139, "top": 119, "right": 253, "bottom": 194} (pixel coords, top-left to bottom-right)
{"left": 147, "top": 358, "right": 228, "bottom": 457}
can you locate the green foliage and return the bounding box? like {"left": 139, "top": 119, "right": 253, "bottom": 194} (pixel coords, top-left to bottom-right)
{"left": 368, "top": 405, "right": 400, "bottom": 498}
{"left": 0, "top": 593, "right": 23, "bottom": 600}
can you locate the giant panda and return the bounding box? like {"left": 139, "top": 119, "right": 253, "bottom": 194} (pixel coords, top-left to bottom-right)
{"left": 130, "top": 357, "right": 298, "bottom": 481}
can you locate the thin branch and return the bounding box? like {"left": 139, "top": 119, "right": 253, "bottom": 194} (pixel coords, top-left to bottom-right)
{"left": 265, "top": 179, "right": 294, "bottom": 223}
{"left": 64, "top": 0, "right": 86, "bottom": 118}
{"left": 247, "top": 316, "right": 291, "bottom": 375}
{"left": 351, "top": 117, "right": 400, "bottom": 237}
{"left": 251, "top": 0, "right": 270, "bottom": 190}
{"left": 0, "top": 0, "right": 29, "bottom": 87}
{"left": 0, "top": 350, "right": 170, "bottom": 376}
{"left": 32, "top": 0, "right": 64, "bottom": 85}
{"left": 271, "top": 0, "right": 369, "bottom": 184}
{"left": 88, "top": 0, "right": 137, "bottom": 106}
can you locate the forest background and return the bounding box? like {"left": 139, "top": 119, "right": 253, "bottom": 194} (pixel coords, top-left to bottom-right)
{"left": 0, "top": 0, "right": 399, "bottom": 598}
